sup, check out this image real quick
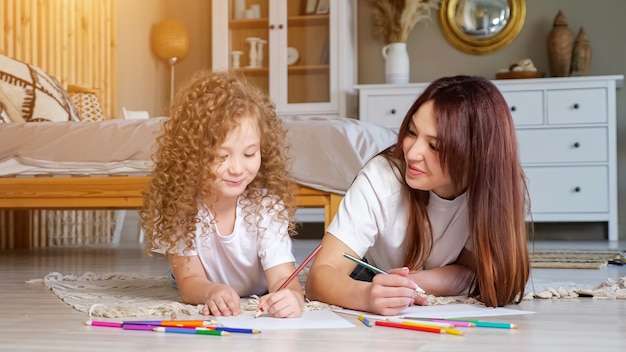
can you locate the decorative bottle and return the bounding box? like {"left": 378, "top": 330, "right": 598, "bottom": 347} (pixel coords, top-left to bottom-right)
{"left": 547, "top": 10, "right": 574, "bottom": 77}
{"left": 571, "top": 27, "right": 592, "bottom": 76}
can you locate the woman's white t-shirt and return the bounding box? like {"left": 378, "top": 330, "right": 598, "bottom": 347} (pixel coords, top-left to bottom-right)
{"left": 327, "top": 155, "right": 471, "bottom": 271}
{"left": 158, "top": 196, "right": 295, "bottom": 297}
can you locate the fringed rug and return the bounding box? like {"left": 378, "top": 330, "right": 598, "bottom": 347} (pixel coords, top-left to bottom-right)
{"left": 27, "top": 271, "right": 626, "bottom": 318}
{"left": 529, "top": 249, "right": 624, "bottom": 269}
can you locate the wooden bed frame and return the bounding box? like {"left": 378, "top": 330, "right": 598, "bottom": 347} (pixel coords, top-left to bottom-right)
{"left": 0, "top": 176, "right": 342, "bottom": 248}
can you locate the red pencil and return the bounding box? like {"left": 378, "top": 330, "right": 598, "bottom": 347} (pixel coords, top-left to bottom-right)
{"left": 375, "top": 320, "right": 447, "bottom": 334}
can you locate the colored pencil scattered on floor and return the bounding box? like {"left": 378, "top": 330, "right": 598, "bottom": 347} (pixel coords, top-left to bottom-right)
{"left": 358, "top": 315, "right": 373, "bottom": 327}
{"left": 123, "top": 319, "right": 218, "bottom": 327}
{"left": 375, "top": 320, "right": 448, "bottom": 334}
{"left": 386, "top": 319, "right": 465, "bottom": 336}
{"left": 208, "top": 327, "right": 261, "bottom": 334}
{"left": 153, "top": 327, "right": 230, "bottom": 336}
{"left": 400, "top": 317, "right": 476, "bottom": 327}
{"left": 84, "top": 320, "right": 122, "bottom": 328}
{"left": 444, "top": 318, "right": 518, "bottom": 329}
{"left": 84, "top": 319, "right": 259, "bottom": 335}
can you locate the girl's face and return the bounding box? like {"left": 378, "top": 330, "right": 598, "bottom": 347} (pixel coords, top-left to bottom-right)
{"left": 211, "top": 115, "right": 262, "bottom": 201}
{"left": 402, "top": 100, "right": 456, "bottom": 199}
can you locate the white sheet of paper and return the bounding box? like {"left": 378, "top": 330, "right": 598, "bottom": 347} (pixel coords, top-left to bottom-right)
{"left": 335, "top": 304, "right": 534, "bottom": 321}
{"left": 216, "top": 310, "right": 355, "bottom": 330}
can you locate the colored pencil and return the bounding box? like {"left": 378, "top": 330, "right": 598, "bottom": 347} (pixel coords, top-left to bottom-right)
{"left": 375, "top": 320, "right": 446, "bottom": 334}
{"left": 206, "top": 327, "right": 261, "bottom": 334}
{"left": 400, "top": 317, "right": 476, "bottom": 327}
{"left": 122, "top": 324, "right": 158, "bottom": 331}
{"left": 84, "top": 320, "right": 122, "bottom": 328}
{"left": 153, "top": 327, "right": 231, "bottom": 336}
{"left": 254, "top": 243, "right": 323, "bottom": 318}
{"left": 122, "top": 320, "right": 218, "bottom": 327}
{"left": 358, "top": 315, "right": 373, "bottom": 327}
{"left": 342, "top": 253, "right": 426, "bottom": 294}
{"left": 387, "top": 319, "right": 465, "bottom": 336}
{"left": 444, "top": 318, "right": 518, "bottom": 329}
{"left": 388, "top": 318, "right": 454, "bottom": 329}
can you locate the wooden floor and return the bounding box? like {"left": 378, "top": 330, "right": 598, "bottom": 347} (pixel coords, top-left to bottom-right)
{"left": 1, "top": 239, "right": 625, "bottom": 351}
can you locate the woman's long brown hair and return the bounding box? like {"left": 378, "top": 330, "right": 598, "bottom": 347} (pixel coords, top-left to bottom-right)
{"left": 386, "top": 75, "right": 530, "bottom": 307}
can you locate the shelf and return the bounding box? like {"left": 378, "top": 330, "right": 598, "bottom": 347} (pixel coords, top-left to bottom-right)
{"left": 288, "top": 65, "right": 329, "bottom": 73}
{"left": 233, "top": 67, "right": 268, "bottom": 74}
{"left": 229, "top": 18, "right": 268, "bottom": 29}
{"left": 288, "top": 14, "right": 329, "bottom": 26}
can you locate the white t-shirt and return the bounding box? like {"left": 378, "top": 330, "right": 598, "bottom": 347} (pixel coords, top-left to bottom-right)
{"left": 327, "top": 155, "right": 470, "bottom": 271}
{"left": 157, "top": 195, "right": 296, "bottom": 297}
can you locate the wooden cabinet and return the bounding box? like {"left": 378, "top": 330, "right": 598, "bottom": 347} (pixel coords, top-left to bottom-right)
{"left": 356, "top": 75, "right": 624, "bottom": 241}
{"left": 211, "top": 0, "right": 357, "bottom": 117}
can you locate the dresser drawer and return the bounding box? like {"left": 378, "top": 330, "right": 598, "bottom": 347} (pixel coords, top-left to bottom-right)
{"left": 516, "top": 127, "right": 607, "bottom": 163}
{"left": 363, "top": 94, "right": 415, "bottom": 129}
{"left": 501, "top": 90, "right": 544, "bottom": 126}
{"left": 525, "top": 166, "right": 608, "bottom": 213}
{"left": 547, "top": 88, "right": 607, "bottom": 124}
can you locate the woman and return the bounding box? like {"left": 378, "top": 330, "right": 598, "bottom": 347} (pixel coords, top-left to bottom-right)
{"left": 305, "top": 75, "right": 530, "bottom": 316}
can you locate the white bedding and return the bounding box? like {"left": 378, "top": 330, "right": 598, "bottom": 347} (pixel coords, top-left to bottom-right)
{"left": 0, "top": 116, "right": 397, "bottom": 194}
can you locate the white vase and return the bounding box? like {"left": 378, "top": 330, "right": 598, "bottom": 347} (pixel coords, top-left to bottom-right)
{"left": 382, "top": 42, "right": 410, "bottom": 84}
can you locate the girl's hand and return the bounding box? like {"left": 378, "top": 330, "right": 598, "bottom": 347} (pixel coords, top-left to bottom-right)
{"left": 201, "top": 284, "right": 243, "bottom": 317}
{"left": 367, "top": 267, "right": 419, "bottom": 316}
{"left": 257, "top": 289, "right": 304, "bottom": 318}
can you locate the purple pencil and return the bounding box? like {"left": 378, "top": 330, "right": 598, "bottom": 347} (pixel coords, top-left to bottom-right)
{"left": 122, "top": 324, "right": 159, "bottom": 331}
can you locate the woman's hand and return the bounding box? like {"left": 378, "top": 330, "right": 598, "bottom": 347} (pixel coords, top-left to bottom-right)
{"left": 366, "top": 267, "right": 420, "bottom": 316}
{"left": 257, "top": 289, "right": 304, "bottom": 318}
{"left": 201, "top": 284, "right": 243, "bottom": 317}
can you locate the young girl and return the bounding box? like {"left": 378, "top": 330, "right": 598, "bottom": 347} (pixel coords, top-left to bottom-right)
{"left": 306, "top": 75, "right": 530, "bottom": 316}
{"left": 141, "top": 71, "right": 304, "bottom": 318}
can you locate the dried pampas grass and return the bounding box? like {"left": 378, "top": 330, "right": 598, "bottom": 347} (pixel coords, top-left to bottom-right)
{"left": 371, "top": 0, "right": 441, "bottom": 43}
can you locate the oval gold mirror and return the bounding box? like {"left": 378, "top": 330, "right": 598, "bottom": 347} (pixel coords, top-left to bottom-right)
{"left": 439, "top": 0, "right": 526, "bottom": 55}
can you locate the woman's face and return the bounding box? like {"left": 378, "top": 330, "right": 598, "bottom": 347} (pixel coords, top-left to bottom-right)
{"left": 402, "top": 100, "right": 457, "bottom": 199}
{"left": 210, "top": 115, "right": 262, "bottom": 201}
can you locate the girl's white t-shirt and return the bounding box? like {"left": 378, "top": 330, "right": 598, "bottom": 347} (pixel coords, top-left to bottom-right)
{"left": 158, "top": 196, "right": 295, "bottom": 297}
{"left": 327, "top": 155, "right": 471, "bottom": 271}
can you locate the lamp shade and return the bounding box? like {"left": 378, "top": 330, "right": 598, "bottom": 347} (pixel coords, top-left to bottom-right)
{"left": 151, "top": 19, "right": 190, "bottom": 61}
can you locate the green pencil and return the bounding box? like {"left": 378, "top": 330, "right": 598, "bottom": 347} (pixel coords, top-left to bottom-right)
{"left": 342, "top": 253, "right": 426, "bottom": 294}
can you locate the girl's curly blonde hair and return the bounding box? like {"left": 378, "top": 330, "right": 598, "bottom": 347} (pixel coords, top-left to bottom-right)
{"left": 141, "top": 70, "right": 297, "bottom": 256}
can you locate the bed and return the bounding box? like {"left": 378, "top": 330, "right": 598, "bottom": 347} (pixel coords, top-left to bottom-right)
{"left": 0, "top": 115, "right": 397, "bottom": 248}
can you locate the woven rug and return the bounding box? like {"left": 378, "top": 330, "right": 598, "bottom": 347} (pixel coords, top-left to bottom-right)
{"left": 27, "top": 270, "right": 626, "bottom": 318}
{"left": 529, "top": 249, "right": 624, "bottom": 269}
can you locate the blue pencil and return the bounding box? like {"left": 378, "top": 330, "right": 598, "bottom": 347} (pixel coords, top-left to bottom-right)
{"left": 342, "top": 253, "right": 426, "bottom": 294}
{"left": 211, "top": 327, "right": 261, "bottom": 334}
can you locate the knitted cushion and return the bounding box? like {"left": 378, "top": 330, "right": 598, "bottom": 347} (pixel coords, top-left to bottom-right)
{"left": 0, "top": 55, "right": 80, "bottom": 122}
{"left": 67, "top": 85, "right": 105, "bottom": 122}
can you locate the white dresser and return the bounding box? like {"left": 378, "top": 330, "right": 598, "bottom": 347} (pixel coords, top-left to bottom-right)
{"left": 356, "top": 75, "right": 624, "bottom": 241}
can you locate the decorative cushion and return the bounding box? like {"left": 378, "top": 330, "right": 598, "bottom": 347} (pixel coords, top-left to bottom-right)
{"left": 0, "top": 55, "right": 80, "bottom": 122}
{"left": 67, "top": 85, "right": 105, "bottom": 122}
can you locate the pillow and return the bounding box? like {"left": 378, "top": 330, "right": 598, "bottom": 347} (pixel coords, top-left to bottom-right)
{"left": 67, "top": 85, "right": 105, "bottom": 122}
{"left": 0, "top": 55, "right": 80, "bottom": 122}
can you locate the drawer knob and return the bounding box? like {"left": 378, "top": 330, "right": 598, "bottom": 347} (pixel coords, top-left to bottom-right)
{"left": 574, "top": 186, "right": 581, "bottom": 193}
{"left": 390, "top": 109, "right": 396, "bottom": 114}
{"left": 573, "top": 103, "right": 580, "bottom": 109}
{"left": 510, "top": 106, "right": 517, "bottom": 112}
{"left": 573, "top": 142, "right": 580, "bottom": 148}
